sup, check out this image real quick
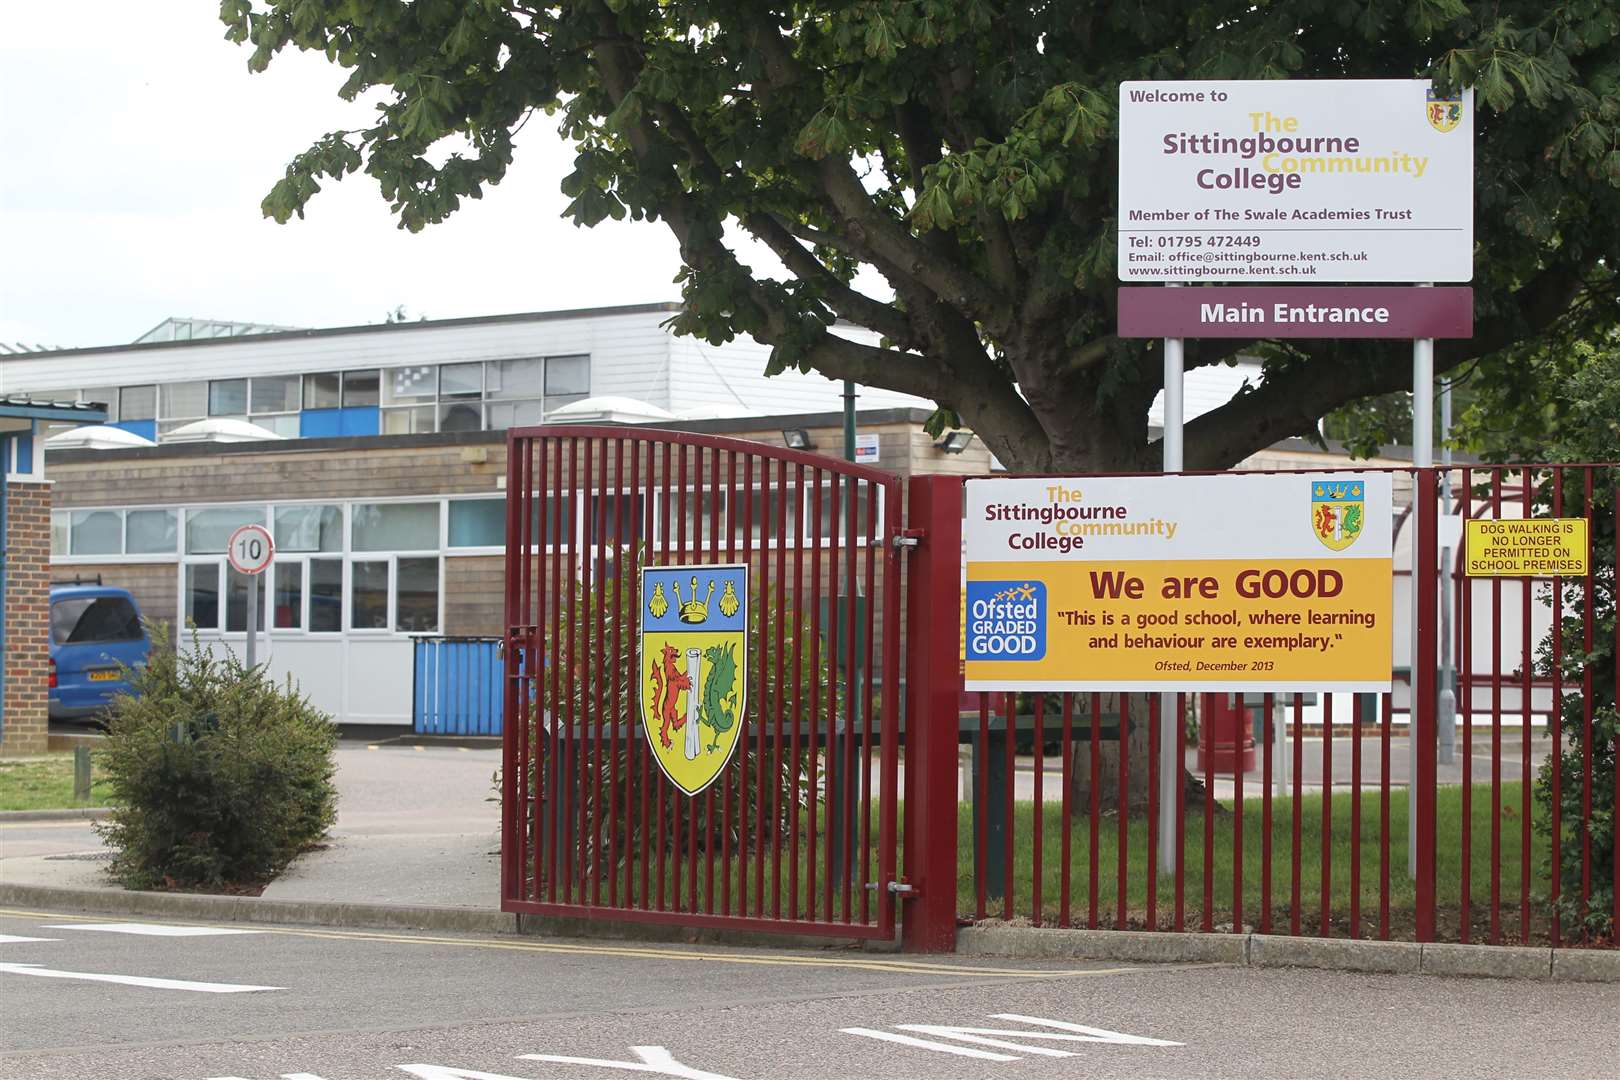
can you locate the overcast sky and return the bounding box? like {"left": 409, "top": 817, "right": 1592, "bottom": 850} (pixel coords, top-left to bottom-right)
{"left": 0, "top": 4, "right": 740, "bottom": 350}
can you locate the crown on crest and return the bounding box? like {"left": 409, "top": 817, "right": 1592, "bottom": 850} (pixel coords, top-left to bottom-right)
{"left": 673, "top": 576, "right": 715, "bottom": 624}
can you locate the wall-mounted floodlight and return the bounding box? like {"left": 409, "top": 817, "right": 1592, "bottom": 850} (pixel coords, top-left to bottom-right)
{"left": 935, "top": 430, "right": 975, "bottom": 454}
{"left": 782, "top": 428, "right": 815, "bottom": 451}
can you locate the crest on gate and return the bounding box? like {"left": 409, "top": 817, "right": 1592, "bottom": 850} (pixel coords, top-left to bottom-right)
{"left": 1311, "top": 479, "right": 1365, "bottom": 552}
{"left": 1425, "top": 88, "right": 1463, "bottom": 133}
{"left": 638, "top": 563, "right": 748, "bottom": 797}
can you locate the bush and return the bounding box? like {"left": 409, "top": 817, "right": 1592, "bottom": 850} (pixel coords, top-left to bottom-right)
{"left": 95, "top": 626, "right": 338, "bottom": 890}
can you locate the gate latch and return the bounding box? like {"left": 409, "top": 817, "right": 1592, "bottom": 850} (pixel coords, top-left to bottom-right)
{"left": 892, "top": 529, "right": 923, "bottom": 550}
{"left": 886, "top": 880, "right": 915, "bottom": 896}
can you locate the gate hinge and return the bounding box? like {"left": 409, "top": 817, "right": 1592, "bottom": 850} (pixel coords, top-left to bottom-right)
{"left": 892, "top": 529, "right": 923, "bottom": 550}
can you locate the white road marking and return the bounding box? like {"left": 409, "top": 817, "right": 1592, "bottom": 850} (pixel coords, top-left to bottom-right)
{"left": 990, "top": 1014, "right": 1182, "bottom": 1046}
{"left": 0, "top": 935, "right": 58, "bottom": 944}
{"left": 44, "top": 921, "right": 260, "bottom": 937}
{"left": 0, "top": 962, "right": 281, "bottom": 993}
{"left": 844, "top": 1014, "right": 1182, "bottom": 1062}
{"left": 517, "top": 1045, "right": 744, "bottom": 1079}
{"left": 841, "top": 1028, "right": 1019, "bottom": 1062}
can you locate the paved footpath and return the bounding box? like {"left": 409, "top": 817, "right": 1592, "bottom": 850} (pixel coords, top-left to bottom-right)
{"left": 1, "top": 743, "right": 500, "bottom": 905}
{"left": 2, "top": 906, "right": 1617, "bottom": 1080}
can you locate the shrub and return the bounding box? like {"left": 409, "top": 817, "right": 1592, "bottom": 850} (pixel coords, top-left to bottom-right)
{"left": 95, "top": 626, "right": 338, "bottom": 890}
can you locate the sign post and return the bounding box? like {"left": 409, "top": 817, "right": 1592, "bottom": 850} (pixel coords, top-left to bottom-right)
{"left": 1117, "top": 79, "right": 1473, "bottom": 876}
{"left": 227, "top": 523, "right": 274, "bottom": 671}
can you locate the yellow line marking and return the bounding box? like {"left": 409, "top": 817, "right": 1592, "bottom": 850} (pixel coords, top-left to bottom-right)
{"left": 0, "top": 909, "right": 1139, "bottom": 980}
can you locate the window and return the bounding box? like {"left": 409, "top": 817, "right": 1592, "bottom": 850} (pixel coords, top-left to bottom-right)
{"left": 351, "top": 560, "right": 389, "bottom": 629}
{"left": 274, "top": 504, "right": 342, "bottom": 553}
{"left": 545, "top": 354, "right": 590, "bottom": 397}
{"left": 487, "top": 358, "right": 542, "bottom": 400}
{"left": 813, "top": 480, "right": 877, "bottom": 540}
{"left": 186, "top": 506, "right": 265, "bottom": 554}
{"left": 439, "top": 362, "right": 483, "bottom": 399}
{"left": 352, "top": 502, "right": 439, "bottom": 552}
{"left": 82, "top": 387, "right": 118, "bottom": 419}
{"left": 309, "top": 558, "right": 343, "bottom": 632}
{"left": 272, "top": 563, "right": 303, "bottom": 629}
{"left": 255, "top": 415, "right": 300, "bottom": 437}
{"left": 119, "top": 385, "right": 157, "bottom": 421}
{"left": 396, "top": 557, "right": 439, "bottom": 632}
{"left": 342, "top": 369, "right": 380, "bottom": 407}
{"left": 438, "top": 401, "right": 482, "bottom": 432}
{"left": 225, "top": 565, "right": 266, "bottom": 632}
{"left": 382, "top": 406, "right": 436, "bottom": 435}
{"left": 486, "top": 399, "right": 543, "bottom": 430}
{"left": 186, "top": 563, "right": 220, "bottom": 629}
{"left": 126, "top": 509, "right": 178, "bottom": 554}
{"left": 50, "top": 595, "right": 143, "bottom": 644}
{"left": 69, "top": 510, "right": 123, "bottom": 556}
{"left": 449, "top": 499, "right": 505, "bottom": 547}
{"left": 250, "top": 375, "right": 300, "bottom": 414}
{"left": 209, "top": 379, "right": 249, "bottom": 416}
{"left": 383, "top": 366, "right": 436, "bottom": 404}
{"left": 161, "top": 381, "right": 209, "bottom": 420}
{"left": 749, "top": 487, "right": 800, "bottom": 544}
{"left": 304, "top": 372, "right": 341, "bottom": 409}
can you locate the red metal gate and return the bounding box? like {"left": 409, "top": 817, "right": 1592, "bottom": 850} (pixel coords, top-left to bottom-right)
{"left": 500, "top": 427, "right": 904, "bottom": 940}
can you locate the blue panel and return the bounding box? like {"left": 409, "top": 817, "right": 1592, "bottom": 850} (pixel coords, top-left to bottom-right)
{"left": 338, "top": 407, "right": 379, "bottom": 437}
{"left": 12, "top": 431, "right": 33, "bottom": 474}
{"left": 412, "top": 638, "right": 503, "bottom": 735}
{"left": 110, "top": 419, "right": 158, "bottom": 442}
{"left": 1, "top": 437, "right": 10, "bottom": 475}
{"left": 300, "top": 408, "right": 342, "bottom": 438}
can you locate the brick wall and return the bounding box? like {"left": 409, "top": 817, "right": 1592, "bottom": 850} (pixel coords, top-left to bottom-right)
{"left": 3, "top": 480, "right": 51, "bottom": 755}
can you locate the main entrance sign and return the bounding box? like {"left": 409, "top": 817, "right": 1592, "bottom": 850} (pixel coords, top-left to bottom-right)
{"left": 638, "top": 563, "right": 748, "bottom": 797}
{"left": 1118, "top": 80, "right": 1473, "bottom": 282}
{"left": 963, "top": 474, "right": 1394, "bottom": 692}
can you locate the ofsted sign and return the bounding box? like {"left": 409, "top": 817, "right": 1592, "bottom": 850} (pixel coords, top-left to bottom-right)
{"left": 1118, "top": 80, "right": 1474, "bottom": 282}
{"left": 963, "top": 474, "right": 1394, "bottom": 692}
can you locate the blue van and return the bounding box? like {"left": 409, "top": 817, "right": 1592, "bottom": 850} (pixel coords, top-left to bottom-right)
{"left": 48, "top": 585, "right": 149, "bottom": 720}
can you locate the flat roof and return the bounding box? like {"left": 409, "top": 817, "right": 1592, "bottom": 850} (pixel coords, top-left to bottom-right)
{"left": 3, "top": 302, "right": 687, "bottom": 362}
{"left": 42, "top": 407, "right": 941, "bottom": 465}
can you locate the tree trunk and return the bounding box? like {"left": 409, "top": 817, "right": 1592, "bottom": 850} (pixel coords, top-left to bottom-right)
{"left": 1068, "top": 693, "right": 1204, "bottom": 817}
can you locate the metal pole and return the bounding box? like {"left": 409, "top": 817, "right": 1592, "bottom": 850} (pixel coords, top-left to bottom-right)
{"left": 1409, "top": 285, "right": 1434, "bottom": 878}
{"left": 245, "top": 571, "right": 258, "bottom": 672}
{"left": 1437, "top": 378, "right": 1456, "bottom": 766}
{"left": 1159, "top": 289, "right": 1184, "bottom": 876}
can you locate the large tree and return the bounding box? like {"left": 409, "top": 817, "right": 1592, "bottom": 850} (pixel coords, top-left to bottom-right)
{"left": 225, "top": 0, "right": 1620, "bottom": 471}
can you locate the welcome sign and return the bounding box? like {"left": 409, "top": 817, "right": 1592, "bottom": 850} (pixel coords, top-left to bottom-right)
{"left": 1118, "top": 80, "right": 1473, "bottom": 282}
{"left": 963, "top": 474, "right": 1394, "bottom": 692}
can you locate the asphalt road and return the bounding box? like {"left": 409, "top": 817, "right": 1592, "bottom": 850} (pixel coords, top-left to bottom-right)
{"left": 1, "top": 908, "right": 1616, "bottom": 1080}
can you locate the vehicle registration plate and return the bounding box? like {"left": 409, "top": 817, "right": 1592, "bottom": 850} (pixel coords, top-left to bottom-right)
{"left": 88, "top": 670, "right": 119, "bottom": 682}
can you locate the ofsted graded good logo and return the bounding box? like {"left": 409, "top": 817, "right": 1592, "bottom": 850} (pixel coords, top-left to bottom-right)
{"left": 965, "top": 580, "right": 1047, "bottom": 661}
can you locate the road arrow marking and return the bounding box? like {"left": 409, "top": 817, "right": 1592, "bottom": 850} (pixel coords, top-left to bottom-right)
{"left": 0, "top": 962, "right": 281, "bottom": 993}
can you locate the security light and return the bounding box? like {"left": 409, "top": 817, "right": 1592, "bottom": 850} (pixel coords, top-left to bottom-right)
{"left": 935, "top": 430, "right": 975, "bottom": 454}
{"left": 781, "top": 428, "right": 814, "bottom": 450}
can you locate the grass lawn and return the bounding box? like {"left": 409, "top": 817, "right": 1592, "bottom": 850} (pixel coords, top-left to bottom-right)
{"left": 0, "top": 753, "right": 113, "bottom": 812}
{"left": 962, "top": 781, "right": 1558, "bottom": 942}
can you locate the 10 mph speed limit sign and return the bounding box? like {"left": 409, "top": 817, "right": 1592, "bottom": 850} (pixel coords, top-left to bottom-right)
{"left": 227, "top": 524, "right": 274, "bottom": 575}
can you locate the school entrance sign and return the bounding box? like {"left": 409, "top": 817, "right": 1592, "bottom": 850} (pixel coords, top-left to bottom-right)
{"left": 962, "top": 474, "right": 1394, "bottom": 692}
{"left": 1118, "top": 80, "right": 1474, "bottom": 282}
